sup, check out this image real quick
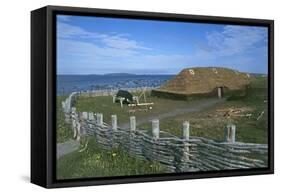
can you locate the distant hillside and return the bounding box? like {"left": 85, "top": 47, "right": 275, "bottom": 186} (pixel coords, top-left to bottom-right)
{"left": 103, "top": 73, "right": 136, "bottom": 76}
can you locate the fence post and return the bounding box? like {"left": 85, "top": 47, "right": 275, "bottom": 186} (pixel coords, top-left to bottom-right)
{"left": 72, "top": 119, "right": 77, "bottom": 138}
{"left": 230, "top": 124, "right": 236, "bottom": 143}
{"left": 65, "top": 98, "right": 70, "bottom": 113}
{"left": 182, "top": 121, "right": 190, "bottom": 140}
{"left": 88, "top": 112, "right": 94, "bottom": 120}
{"left": 120, "top": 98, "right": 125, "bottom": 108}
{"left": 76, "top": 122, "right": 81, "bottom": 141}
{"left": 152, "top": 119, "right": 160, "bottom": 139}
{"left": 82, "top": 112, "right": 88, "bottom": 120}
{"left": 87, "top": 112, "right": 94, "bottom": 130}
{"left": 111, "top": 115, "right": 117, "bottom": 131}
{"left": 225, "top": 124, "right": 231, "bottom": 142}
{"left": 62, "top": 101, "right": 65, "bottom": 112}
{"left": 113, "top": 95, "right": 116, "bottom": 103}
{"left": 225, "top": 124, "right": 236, "bottom": 143}
{"left": 130, "top": 116, "right": 136, "bottom": 131}
{"left": 97, "top": 113, "right": 103, "bottom": 126}
{"left": 173, "top": 121, "right": 191, "bottom": 172}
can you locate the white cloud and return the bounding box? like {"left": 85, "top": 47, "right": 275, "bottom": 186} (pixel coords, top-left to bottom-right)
{"left": 206, "top": 25, "right": 267, "bottom": 56}
{"left": 102, "top": 35, "right": 151, "bottom": 50}
{"left": 57, "top": 21, "right": 154, "bottom": 74}
{"left": 57, "top": 22, "right": 150, "bottom": 51}
{"left": 57, "top": 23, "right": 268, "bottom": 74}
{"left": 57, "top": 38, "right": 190, "bottom": 74}
{"left": 57, "top": 22, "right": 94, "bottom": 39}
{"left": 58, "top": 39, "right": 138, "bottom": 58}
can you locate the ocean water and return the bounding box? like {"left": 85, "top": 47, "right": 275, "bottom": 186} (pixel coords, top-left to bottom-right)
{"left": 57, "top": 74, "right": 174, "bottom": 95}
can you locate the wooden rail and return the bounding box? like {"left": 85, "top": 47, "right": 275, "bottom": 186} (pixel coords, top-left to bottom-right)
{"left": 62, "top": 92, "right": 268, "bottom": 172}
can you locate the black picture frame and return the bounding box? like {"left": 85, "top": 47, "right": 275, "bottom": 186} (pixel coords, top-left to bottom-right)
{"left": 31, "top": 5, "right": 274, "bottom": 188}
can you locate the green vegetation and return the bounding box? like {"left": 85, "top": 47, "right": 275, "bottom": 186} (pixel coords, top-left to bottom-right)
{"left": 225, "top": 76, "right": 268, "bottom": 143}
{"left": 57, "top": 138, "right": 166, "bottom": 179}
{"left": 57, "top": 96, "right": 73, "bottom": 143}
{"left": 57, "top": 75, "right": 268, "bottom": 179}
{"left": 140, "top": 76, "right": 268, "bottom": 143}
{"left": 75, "top": 92, "right": 195, "bottom": 125}
{"left": 75, "top": 76, "right": 268, "bottom": 144}
{"left": 56, "top": 94, "right": 166, "bottom": 179}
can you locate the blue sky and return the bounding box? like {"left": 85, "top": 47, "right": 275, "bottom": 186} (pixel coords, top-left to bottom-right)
{"left": 57, "top": 15, "right": 268, "bottom": 75}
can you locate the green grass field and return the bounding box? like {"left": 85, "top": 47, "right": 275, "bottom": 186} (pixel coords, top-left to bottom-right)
{"left": 139, "top": 76, "right": 268, "bottom": 143}
{"left": 56, "top": 96, "right": 167, "bottom": 179}
{"left": 57, "top": 138, "right": 166, "bottom": 179}
{"left": 74, "top": 76, "right": 267, "bottom": 143}
{"left": 56, "top": 76, "right": 268, "bottom": 179}
{"left": 75, "top": 93, "right": 196, "bottom": 125}
{"left": 57, "top": 96, "right": 73, "bottom": 143}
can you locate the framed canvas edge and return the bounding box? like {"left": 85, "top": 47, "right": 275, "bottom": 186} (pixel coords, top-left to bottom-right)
{"left": 37, "top": 5, "right": 274, "bottom": 188}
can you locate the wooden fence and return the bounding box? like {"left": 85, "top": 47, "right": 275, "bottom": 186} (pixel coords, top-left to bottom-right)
{"left": 62, "top": 92, "right": 268, "bottom": 172}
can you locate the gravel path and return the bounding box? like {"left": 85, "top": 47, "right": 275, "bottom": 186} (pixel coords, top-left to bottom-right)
{"left": 119, "top": 98, "right": 225, "bottom": 129}
{"left": 57, "top": 139, "right": 80, "bottom": 159}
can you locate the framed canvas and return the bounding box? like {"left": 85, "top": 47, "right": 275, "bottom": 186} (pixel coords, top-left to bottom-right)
{"left": 31, "top": 5, "right": 274, "bottom": 188}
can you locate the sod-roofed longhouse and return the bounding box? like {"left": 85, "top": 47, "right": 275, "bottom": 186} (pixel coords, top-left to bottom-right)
{"left": 152, "top": 67, "right": 251, "bottom": 99}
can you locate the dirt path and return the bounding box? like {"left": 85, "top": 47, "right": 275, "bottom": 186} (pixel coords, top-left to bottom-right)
{"left": 57, "top": 139, "right": 80, "bottom": 159}
{"left": 119, "top": 98, "right": 225, "bottom": 129}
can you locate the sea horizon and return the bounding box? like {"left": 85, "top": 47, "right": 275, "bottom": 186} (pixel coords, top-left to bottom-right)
{"left": 57, "top": 74, "right": 174, "bottom": 96}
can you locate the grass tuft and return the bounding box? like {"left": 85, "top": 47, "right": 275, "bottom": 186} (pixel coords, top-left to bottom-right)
{"left": 57, "top": 96, "right": 73, "bottom": 143}
{"left": 57, "top": 138, "right": 166, "bottom": 179}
